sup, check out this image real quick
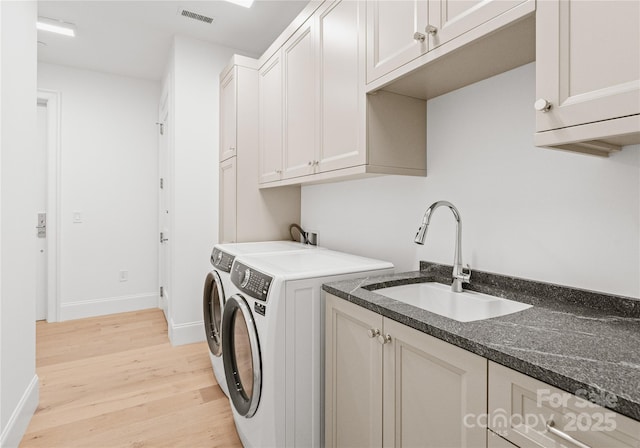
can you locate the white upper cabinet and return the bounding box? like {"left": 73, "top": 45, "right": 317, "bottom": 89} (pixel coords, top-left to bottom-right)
{"left": 221, "top": 55, "right": 300, "bottom": 243}
{"left": 282, "top": 19, "right": 317, "bottom": 180}
{"left": 366, "top": 0, "right": 529, "bottom": 84}
{"left": 220, "top": 68, "right": 237, "bottom": 162}
{"left": 316, "top": 0, "right": 367, "bottom": 172}
{"left": 534, "top": 0, "right": 640, "bottom": 156}
{"left": 258, "top": 0, "right": 426, "bottom": 188}
{"left": 258, "top": 52, "right": 284, "bottom": 184}
{"left": 366, "top": 1, "right": 428, "bottom": 83}
{"left": 428, "top": 0, "right": 526, "bottom": 50}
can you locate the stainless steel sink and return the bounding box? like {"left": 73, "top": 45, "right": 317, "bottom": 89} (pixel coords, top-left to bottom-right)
{"left": 375, "top": 282, "right": 532, "bottom": 322}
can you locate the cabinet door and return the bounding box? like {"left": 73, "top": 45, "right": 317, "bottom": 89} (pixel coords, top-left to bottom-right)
{"left": 427, "top": 0, "right": 526, "bottom": 50}
{"left": 219, "top": 157, "right": 236, "bottom": 243}
{"left": 259, "top": 52, "right": 284, "bottom": 184}
{"left": 316, "top": 0, "right": 367, "bottom": 172}
{"left": 220, "top": 68, "right": 237, "bottom": 162}
{"left": 382, "top": 318, "right": 487, "bottom": 448}
{"left": 282, "top": 19, "right": 317, "bottom": 180}
{"left": 535, "top": 0, "right": 640, "bottom": 133}
{"left": 325, "top": 294, "right": 383, "bottom": 448}
{"left": 366, "top": 0, "right": 428, "bottom": 83}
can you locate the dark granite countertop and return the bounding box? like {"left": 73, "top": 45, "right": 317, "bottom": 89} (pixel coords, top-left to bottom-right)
{"left": 322, "top": 262, "right": 640, "bottom": 422}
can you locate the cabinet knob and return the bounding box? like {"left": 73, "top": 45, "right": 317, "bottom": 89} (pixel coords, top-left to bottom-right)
{"left": 230, "top": 147, "right": 235, "bottom": 151}
{"left": 377, "top": 333, "right": 392, "bottom": 345}
{"left": 413, "top": 32, "right": 426, "bottom": 43}
{"left": 534, "top": 98, "right": 552, "bottom": 112}
{"left": 308, "top": 161, "right": 313, "bottom": 166}
{"left": 425, "top": 24, "right": 438, "bottom": 35}
{"left": 275, "top": 169, "right": 282, "bottom": 174}
{"left": 367, "top": 328, "right": 380, "bottom": 338}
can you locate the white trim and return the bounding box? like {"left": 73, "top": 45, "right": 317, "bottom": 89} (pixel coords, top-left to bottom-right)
{"left": 0, "top": 375, "right": 39, "bottom": 448}
{"left": 169, "top": 318, "right": 205, "bottom": 346}
{"left": 59, "top": 293, "right": 158, "bottom": 321}
{"left": 36, "top": 89, "right": 61, "bottom": 322}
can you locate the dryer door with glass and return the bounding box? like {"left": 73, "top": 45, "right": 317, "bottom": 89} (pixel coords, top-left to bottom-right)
{"left": 203, "top": 270, "right": 225, "bottom": 357}
{"left": 222, "top": 294, "right": 262, "bottom": 418}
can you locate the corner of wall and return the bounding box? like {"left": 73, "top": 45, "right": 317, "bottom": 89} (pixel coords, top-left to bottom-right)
{"left": 168, "top": 317, "right": 205, "bottom": 347}
{"left": 0, "top": 375, "right": 39, "bottom": 448}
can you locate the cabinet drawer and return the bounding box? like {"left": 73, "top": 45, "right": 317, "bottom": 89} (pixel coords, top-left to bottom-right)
{"left": 488, "top": 362, "right": 640, "bottom": 448}
{"left": 488, "top": 430, "right": 518, "bottom": 448}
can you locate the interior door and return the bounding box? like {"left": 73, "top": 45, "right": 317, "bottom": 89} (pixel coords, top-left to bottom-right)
{"left": 158, "top": 91, "right": 170, "bottom": 321}
{"left": 35, "top": 101, "right": 48, "bottom": 321}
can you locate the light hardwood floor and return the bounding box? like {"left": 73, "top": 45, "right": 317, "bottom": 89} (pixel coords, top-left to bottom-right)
{"left": 20, "top": 309, "right": 242, "bottom": 448}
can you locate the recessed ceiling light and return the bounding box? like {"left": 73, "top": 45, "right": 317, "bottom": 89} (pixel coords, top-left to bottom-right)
{"left": 223, "top": 0, "right": 255, "bottom": 8}
{"left": 37, "top": 17, "right": 76, "bottom": 37}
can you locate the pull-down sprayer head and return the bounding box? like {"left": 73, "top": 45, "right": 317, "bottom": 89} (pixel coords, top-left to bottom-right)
{"left": 414, "top": 200, "right": 469, "bottom": 292}
{"left": 414, "top": 201, "right": 460, "bottom": 245}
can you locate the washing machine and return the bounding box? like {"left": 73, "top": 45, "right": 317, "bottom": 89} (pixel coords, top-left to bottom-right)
{"left": 221, "top": 249, "right": 394, "bottom": 447}
{"left": 203, "top": 241, "right": 323, "bottom": 397}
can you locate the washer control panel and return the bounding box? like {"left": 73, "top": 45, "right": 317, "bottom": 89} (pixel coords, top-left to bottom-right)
{"left": 231, "top": 261, "right": 273, "bottom": 302}
{"left": 210, "top": 248, "right": 234, "bottom": 273}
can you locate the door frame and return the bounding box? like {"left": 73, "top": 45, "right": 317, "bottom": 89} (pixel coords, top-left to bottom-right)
{"left": 36, "top": 89, "right": 61, "bottom": 322}
{"left": 158, "top": 76, "right": 171, "bottom": 322}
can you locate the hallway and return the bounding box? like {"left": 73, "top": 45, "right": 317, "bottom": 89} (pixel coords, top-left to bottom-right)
{"left": 21, "top": 309, "right": 241, "bottom": 447}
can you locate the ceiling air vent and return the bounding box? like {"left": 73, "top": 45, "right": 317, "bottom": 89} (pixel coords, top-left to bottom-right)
{"left": 178, "top": 8, "right": 214, "bottom": 24}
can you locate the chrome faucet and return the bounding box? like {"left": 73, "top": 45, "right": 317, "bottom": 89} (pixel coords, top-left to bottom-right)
{"left": 415, "top": 201, "right": 471, "bottom": 292}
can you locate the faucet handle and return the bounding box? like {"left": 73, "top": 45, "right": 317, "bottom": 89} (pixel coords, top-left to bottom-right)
{"left": 460, "top": 264, "right": 472, "bottom": 283}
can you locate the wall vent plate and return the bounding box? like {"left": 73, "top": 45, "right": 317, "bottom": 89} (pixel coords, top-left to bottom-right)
{"left": 177, "top": 8, "right": 214, "bottom": 24}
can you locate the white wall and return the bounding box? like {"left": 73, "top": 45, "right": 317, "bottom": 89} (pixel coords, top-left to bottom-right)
{"left": 0, "top": 1, "right": 39, "bottom": 446}
{"left": 167, "top": 36, "right": 238, "bottom": 344}
{"left": 37, "top": 64, "right": 160, "bottom": 320}
{"left": 302, "top": 63, "right": 640, "bottom": 299}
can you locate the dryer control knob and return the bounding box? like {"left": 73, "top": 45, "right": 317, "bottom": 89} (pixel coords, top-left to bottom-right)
{"left": 215, "top": 252, "right": 223, "bottom": 265}
{"left": 240, "top": 268, "right": 251, "bottom": 288}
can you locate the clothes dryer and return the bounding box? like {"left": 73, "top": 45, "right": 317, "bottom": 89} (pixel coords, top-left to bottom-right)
{"left": 203, "top": 241, "right": 322, "bottom": 397}
{"left": 221, "top": 249, "right": 393, "bottom": 447}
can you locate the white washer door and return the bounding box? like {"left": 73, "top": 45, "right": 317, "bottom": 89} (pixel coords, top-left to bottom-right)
{"left": 222, "top": 294, "right": 262, "bottom": 418}
{"left": 203, "top": 271, "right": 225, "bottom": 357}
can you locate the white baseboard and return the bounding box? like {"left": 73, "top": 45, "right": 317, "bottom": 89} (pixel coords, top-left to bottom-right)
{"left": 0, "top": 375, "right": 39, "bottom": 448}
{"left": 169, "top": 318, "right": 205, "bottom": 346}
{"left": 59, "top": 292, "right": 158, "bottom": 321}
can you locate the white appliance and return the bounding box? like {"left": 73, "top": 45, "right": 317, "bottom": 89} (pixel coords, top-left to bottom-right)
{"left": 221, "top": 249, "right": 394, "bottom": 447}
{"left": 203, "top": 241, "right": 323, "bottom": 397}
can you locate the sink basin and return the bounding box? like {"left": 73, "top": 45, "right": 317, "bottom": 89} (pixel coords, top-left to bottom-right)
{"left": 375, "top": 282, "right": 532, "bottom": 322}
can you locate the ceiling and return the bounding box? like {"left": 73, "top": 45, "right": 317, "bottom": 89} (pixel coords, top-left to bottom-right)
{"left": 37, "top": 0, "right": 309, "bottom": 80}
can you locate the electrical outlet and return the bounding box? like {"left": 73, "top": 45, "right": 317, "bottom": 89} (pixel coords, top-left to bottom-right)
{"left": 73, "top": 211, "right": 82, "bottom": 223}
{"left": 307, "top": 231, "right": 318, "bottom": 246}
{"left": 119, "top": 270, "right": 128, "bottom": 282}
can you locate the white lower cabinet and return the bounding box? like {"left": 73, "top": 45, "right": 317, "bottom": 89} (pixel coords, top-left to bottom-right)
{"left": 488, "top": 361, "right": 640, "bottom": 448}
{"left": 325, "top": 293, "right": 487, "bottom": 447}
{"left": 326, "top": 293, "right": 640, "bottom": 448}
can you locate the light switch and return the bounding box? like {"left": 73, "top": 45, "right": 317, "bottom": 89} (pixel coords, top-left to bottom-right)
{"left": 73, "top": 211, "right": 82, "bottom": 223}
